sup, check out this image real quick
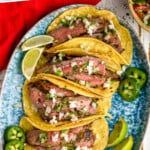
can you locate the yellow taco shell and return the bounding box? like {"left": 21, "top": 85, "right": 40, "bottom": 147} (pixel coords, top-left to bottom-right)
{"left": 46, "top": 5, "right": 132, "bottom": 65}
{"left": 23, "top": 74, "right": 112, "bottom": 130}
{"left": 38, "top": 48, "right": 120, "bottom": 97}
{"left": 20, "top": 117, "right": 108, "bottom": 150}
{"left": 46, "top": 38, "right": 128, "bottom": 66}
{"left": 44, "top": 47, "right": 122, "bottom": 72}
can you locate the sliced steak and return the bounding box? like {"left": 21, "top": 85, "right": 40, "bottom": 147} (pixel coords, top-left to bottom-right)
{"left": 37, "top": 56, "right": 106, "bottom": 75}
{"left": 49, "top": 22, "right": 87, "bottom": 46}
{"left": 37, "top": 81, "right": 75, "bottom": 97}
{"left": 27, "top": 125, "right": 95, "bottom": 149}
{"left": 68, "top": 96, "right": 92, "bottom": 110}
{"left": 38, "top": 96, "right": 97, "bottom": 121}
{"left": 75, "top": 129, "right": 95, "bottom": 148}
{"left": 48, "top": 16, "right": 123, "bottom": 53}
{"left": 28, "top": 87, "right": 46, "bottom": 108}
{"left": 36, "top": 146, "right": 46, "bottom": 150}
{"left": 103, "top": 32, "right": 124, "bottom": 53}
{"left": 27, "top": 130, "right": 60, "bottom": 147}
{"left": 105, "top": 70, "right": 120, "bottom": 79}
{"left": 67, "top": 73, "right": 106, "bottom": 87}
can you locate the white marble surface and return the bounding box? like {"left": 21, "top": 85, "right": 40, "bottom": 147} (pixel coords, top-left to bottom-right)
{"left": 0, "top": 70, "right": 5, "bottom": 94}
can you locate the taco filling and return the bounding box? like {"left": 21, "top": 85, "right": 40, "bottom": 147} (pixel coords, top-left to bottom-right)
{"left": 36, "top": 52, "right": 119, "bottom": 88}
{"left": 28, "top": 79, "right": 99, "bottom": 123}
{"left": 47, "top": 16, "right": 123, "bottom": 53}
{"left": 26, "top": 123, "right": 95, "bottom": 150}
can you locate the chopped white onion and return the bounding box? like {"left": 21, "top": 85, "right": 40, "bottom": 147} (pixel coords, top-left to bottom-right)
{"left": 61, "top": 147, "right": 68, "bottom": 150}
{"left": 52, "top": 132, "right": 59, "bottom": 142}
{"left": 61, "top": 132, "right": 69, "bottom": 142}
{"left": 49, "top": 116, "right": 58, "bottom": 124}
{"left": 71, "top": 114, "right": 78, "bottom": 122}
{"left": 71, "top": 62, "right": 77, "bottom": 67}
{"left": 59, "top": 112, "right": 64, "bottom": 120}
{"left": 87, "top": 60, "right": 94, "bottom": 75}
{"left": 92, "top": 102, "right": 97, "bottom": 109}
{"left": 79, "top": 80, "right": 86, "bottom": 85}
{"left": 45, "top": 106, "right": 51, "bottom": 116}
{"left": 67, "top": 34, "right": 72, "bottom": 40}
{"left": 69, "top": 101, "right": 78, "bottom": 108}
{"left": 103, "top": 78, "right": 111, "bottom": 88}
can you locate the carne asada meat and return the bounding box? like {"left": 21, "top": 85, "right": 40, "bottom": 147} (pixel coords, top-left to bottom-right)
{"left": 27, "top": 124, "right": 95, "bottom": 150}
{"left": 48, "top": 16, "right": 124, "bottom": 53}
{"left": 36, "top": 55, "right": 119, "bottom": 88}
{"left": 28, "top": 80, "right": 98, "bottom": 123}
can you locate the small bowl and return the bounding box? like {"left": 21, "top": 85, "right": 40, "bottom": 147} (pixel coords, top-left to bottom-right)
{"left": 128, "top": 0, "right": 150, "bottom": 32}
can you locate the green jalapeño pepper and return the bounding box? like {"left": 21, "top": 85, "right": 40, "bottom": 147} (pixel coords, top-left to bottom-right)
{"left": 125, "top": 67, "right": 147, "bottom": 88}
{"left": 4, "top": 126, "right": 25, "bottom": 143}
{"left": 118, "top": 78, "right": 140, "bottom": 102}
{"left": 5, "top": 140, "right": 24, "bottom": 150}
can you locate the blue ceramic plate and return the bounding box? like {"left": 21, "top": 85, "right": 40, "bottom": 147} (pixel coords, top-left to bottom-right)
{"left": 0, "top": 4, "right": 150, "bottom": 150}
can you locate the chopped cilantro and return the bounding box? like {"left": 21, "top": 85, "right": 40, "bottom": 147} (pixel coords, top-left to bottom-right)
{"left": 43, "top": 80, "right": 49, "bottom": 83}
{"left": 78, "top": 111, "right": 83, "bottom": 115}
{"left": 91, "top": 21, "right": 96, "bottom": 25}
{"left": 73, "top": 65, "right": 78, "bottom": 72}
{"left": 97, "top": 35, "right": 103, "bottom": 39}
{"left": 54, "top": 105, "right": 62, "bottom": 112}
{"left": 53, "top": 38, "right": 58, "bottom": 42}
{"left": 54, "top": 70, "right": 63, "bottom": 76}
{"left": 80, "top": 62, "right": 89, "bottom": 72}
{"left": 43, "top": 68, "right": 50, "bottom": 73}
{"left": 112, "top": 30, "right": 117, "bottom": 35}
{"left": 61, "top": 99, "right": 69, "bottom": 106}
{"left": 59, "top": 52, "right": 66, "bottom": 57}
{"left": 46, "top": 144, "right": 51, "bottom": 150}
{"left": 62, "top": 143, "right": 76, "bottom": 150}
{"left": 39, "top": 132, "right": 48, "bottom": 144}
{"left": 104, "top": 31, "right": 109, "bottom": 36}
{"left": 45, "top": 93, "right": 51, "bottom": 99}
{"left": 93, "top": 98, "right": 98, "bottom": 102}
{"left": 60, "top": 20, "right": 70, "bottom": 27}
{"left": 64, "top": 85, "right": 67, "bottom": 88}
{"left": 54, "top": 99, "right": 68, "bottom": 112}
{"left": 69, "top": 111, "right": 77, "bottom": 116}
{"left": 61, "top": 129, "right": 69, "bottom": 133}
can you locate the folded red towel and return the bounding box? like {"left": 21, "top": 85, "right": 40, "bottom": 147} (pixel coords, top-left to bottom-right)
{"left": 0, "top": 0, "right": 100, "bottom": 71}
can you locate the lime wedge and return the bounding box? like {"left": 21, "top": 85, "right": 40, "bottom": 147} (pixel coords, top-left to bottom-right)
{"left": 107, "top": 117, "right": 128, "bottom": 147}
{"left": 21, "top": 35, "right": 54, "bottom": 51}
{"left": 22, "top": 47, "right": 44, "bottom": 80}
{"left": 113, "top": 135, "right": 134, "bottom": 150}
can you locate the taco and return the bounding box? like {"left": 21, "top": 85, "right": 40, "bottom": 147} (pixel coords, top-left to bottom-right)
{"left": 35, "top": 48, "right": 120, "bottom": 97}
{"left": 46, "top": 5, "right": 133, "bottom": 64}
{"left": 23, "top": 74, "right": 112, "bottom": 130}
{"left": 20, "top": 117, "right": 108, "bottom": 150}
{"left": 46, "top": 37, "right": 128, "bottom": 66}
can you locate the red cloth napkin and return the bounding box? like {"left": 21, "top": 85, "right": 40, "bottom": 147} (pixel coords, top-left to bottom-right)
{"left": 0, "top": 0, "right": 100, "bottom": 71}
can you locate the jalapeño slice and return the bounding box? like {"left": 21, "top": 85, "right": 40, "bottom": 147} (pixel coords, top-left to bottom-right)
{"left": 125, "top": 67, "right": 147, "bottom": 88}
{"left": 118, "top": 78, "right": 140, "bottom": 102}
{"left": 4, "top": 126, "right": 25, "bottom": 143}
{"left": 5, "top": 140, "right": 24, "bottom": 150}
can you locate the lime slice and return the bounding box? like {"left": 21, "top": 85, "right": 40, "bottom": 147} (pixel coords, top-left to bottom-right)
{"left": 107, "top": 117, "right": 128, "bottom": 147}
{"left": 21, "top": 35, "right": 54, "bottom": 51}
{"left": 113, "top": 135, "right": 134, "bottom": 150}
{"left": 22, "top": 47, "right": 44, "bottom": 80}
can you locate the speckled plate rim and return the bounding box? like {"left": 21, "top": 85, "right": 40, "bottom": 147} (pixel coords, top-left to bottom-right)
{"left": 0, "top": 4, "right": 150, "bottom": 150}
{"left": 117, "top": 18, "right": 150, "bottom": 150}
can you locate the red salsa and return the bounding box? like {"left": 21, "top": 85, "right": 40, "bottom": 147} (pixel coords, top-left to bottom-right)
{"left": 132, "top": 0, "right": 150, "bottom": 26}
